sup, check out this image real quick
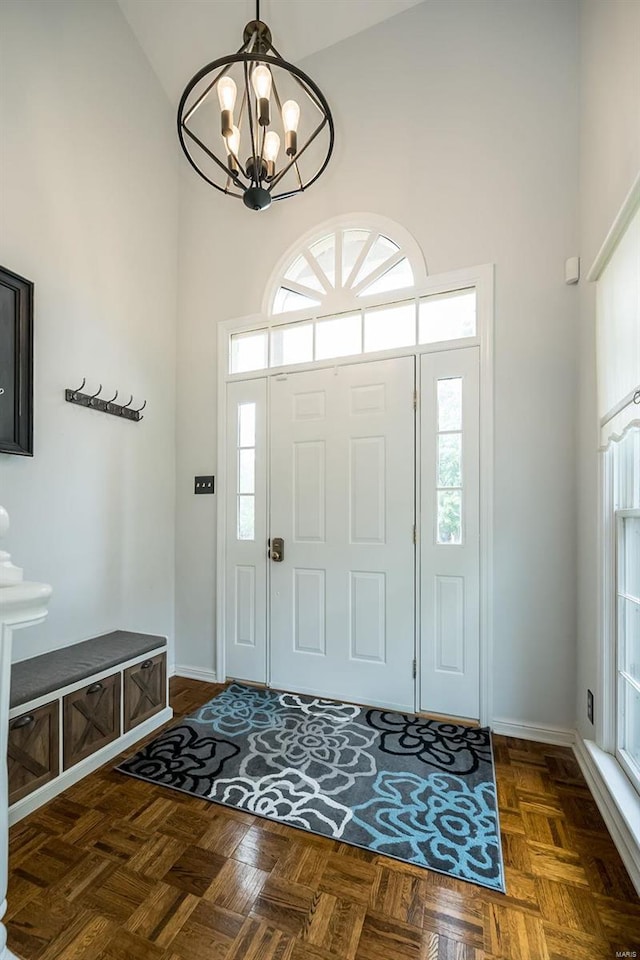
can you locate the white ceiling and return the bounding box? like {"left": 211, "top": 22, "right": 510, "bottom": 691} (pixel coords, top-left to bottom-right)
{"left": 118, "top": 0, "right": 424, "bottom": 105}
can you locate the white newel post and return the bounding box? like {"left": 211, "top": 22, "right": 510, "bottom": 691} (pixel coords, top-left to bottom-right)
{"left": 0, "top": 507, "right": 52, "bottom": 960}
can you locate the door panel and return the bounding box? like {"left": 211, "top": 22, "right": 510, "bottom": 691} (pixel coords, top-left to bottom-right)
{"left": 225, "top": 379, "right": 268, "bottom": 682}
{"left": 420, "top": 347, "right": 480, "bottom": 718}
{"left": 269, "top": 357, "right": 415, "bottom": 711}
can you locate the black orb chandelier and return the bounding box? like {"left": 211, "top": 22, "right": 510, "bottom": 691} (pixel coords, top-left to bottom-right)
{"left": 177, "top": 0, "right": 334, "bottom": 211}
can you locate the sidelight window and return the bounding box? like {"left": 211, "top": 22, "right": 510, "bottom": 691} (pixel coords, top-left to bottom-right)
{"left": 237, "top": 403, "right": 256, "bottom": 540}
{"left": 436, "top": 378, "right": 463, "bottom": 544}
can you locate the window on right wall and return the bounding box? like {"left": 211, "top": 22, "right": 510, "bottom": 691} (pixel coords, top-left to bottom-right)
{"left": 615, "top": 445, "right": 640, "bottom": 792}
{"left": 594, "top": 189, "right": 640, "bottom": 798}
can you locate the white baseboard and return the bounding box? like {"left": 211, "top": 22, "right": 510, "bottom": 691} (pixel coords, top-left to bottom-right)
{"left": 8, "top": 706, "right": 173, "bottom": 826}
{"left": 573, "top": 735, "right": 640, "bottom": 896}
{"left": 491, "top": 717, "right": 576, "bottom": 746}
{"left": 172, "top": 664, "right": 218, "bottom": 684}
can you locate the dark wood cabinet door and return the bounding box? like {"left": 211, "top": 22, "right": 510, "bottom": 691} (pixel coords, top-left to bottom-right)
{"left": 124, "top": 653, "right": 166, "bottom": 732}
{"left": 63, "top": 673, "right": 121, "bottom": 770}
{"left": 8, "top": 701, "right": 59, "bottom": 805}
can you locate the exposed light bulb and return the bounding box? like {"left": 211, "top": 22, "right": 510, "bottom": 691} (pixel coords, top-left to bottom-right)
{"left": 252, "top": 65, "right": 272, "bottom": 126}
{"left": 282, "top": 99, "right": 300, "bottom": 133}
{"left": 251, "top": 65, "right": 272, "bottom": 100}
{"left": 218, "top": 76, "right": 237, "bottom": 137}
{"left": 217, "top": 76, "right": 237, "bottom": 112}
{"left": 225, "top": 125, "right": 240, "bottom": 156}
{"left": 264, "top": 131, "right": 280, "bottom": 180}
{"left": 282, "top": 99, "right": 300, "bottom": 156}
{"left": 264, "top": 131, "right": 280, "bottom": 162}
{"left": 224, "top": 125, "right": 240, "bottom": 173}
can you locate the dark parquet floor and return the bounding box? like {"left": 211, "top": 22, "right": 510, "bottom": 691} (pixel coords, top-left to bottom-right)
{"left": 6, "top": 677, "right": 639, "bottom": 959}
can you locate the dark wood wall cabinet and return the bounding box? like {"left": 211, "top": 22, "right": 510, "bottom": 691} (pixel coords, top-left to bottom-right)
{"left": 63, "top": 673, "right": 121, "bottom": 770}
{"left": 124, "top": 653, "right": 166, "bottom": 731}
{"left": 8, "top": 701, "right": 59, "bottom": 806}
{"left": 0, "top": 265, "right": 34, "bottom": 456}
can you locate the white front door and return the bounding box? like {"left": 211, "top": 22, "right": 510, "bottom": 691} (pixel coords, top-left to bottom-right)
{"left": 269, "top": 357, "right": 416, "bottom": 711}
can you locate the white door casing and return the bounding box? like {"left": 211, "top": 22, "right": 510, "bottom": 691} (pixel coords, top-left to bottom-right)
{"left": 217, "top": 258, "right": 494, "bottom": 723}
{"left": 419, "top": 347, "right": 480, "bottom": 718}
{"left": 225, "top": 379, "right": 268, "bottom": 683}
{"left": 269, "top": 357, "right": 416, "bottom": 711}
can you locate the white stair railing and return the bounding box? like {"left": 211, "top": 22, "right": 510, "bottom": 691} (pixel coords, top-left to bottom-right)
{"left": 0, "top": 506, "right": 52, "bottom": 960}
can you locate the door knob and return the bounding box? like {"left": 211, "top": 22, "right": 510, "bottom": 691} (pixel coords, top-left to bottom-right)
{"left": 270, "top": 537, "right": 284, "bottom": 562}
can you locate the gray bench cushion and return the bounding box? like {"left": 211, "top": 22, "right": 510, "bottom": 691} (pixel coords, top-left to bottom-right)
{"left": 10, "top": 630, "right": 166, "bottom": 709}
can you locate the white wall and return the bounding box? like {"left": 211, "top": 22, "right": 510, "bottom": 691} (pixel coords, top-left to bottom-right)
{"left": 175, "top": 0, "right": 580, "bottom": 730}
{"left": 576, "top": 0, "right": 640, "bottom": 739}
{"left": 0, "top": 0, "right": 179, "bottom": 663}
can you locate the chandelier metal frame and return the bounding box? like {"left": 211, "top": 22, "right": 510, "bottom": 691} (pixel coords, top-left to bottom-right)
{"left": 177, "top": 1, "right": 334, "bottom": 211}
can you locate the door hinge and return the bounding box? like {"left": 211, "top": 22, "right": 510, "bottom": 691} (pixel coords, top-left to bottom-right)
{"left": 412, "top": 524, "right": 417, "bottom": 544}
{"left": 413, "top": 389, "right": 418, "bottom": 411}
{"left": 412, "top": 658, "right": 417, "bottom": 679}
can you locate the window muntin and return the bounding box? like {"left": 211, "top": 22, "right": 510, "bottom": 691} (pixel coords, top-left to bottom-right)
{"left": 309, "top": 234, "right": 336, "bottom": 288}
{"left": 358, "top": 258, "right": 414, "bottom": 297}
{"left": 272, "top": 287, "right": 321, "bottom": 315}
{"left": 353, "top": 235, "right": 400, "bottom": 287}
{"left": 284, "top": 254, "right": 325, "bottom": 294}
{"left": 237, "top": 403, "right": 257, "bottom": 540}
{"left": 436, "top": 378, "right": 463, "bottom": 544}
{"left": 342, "top": 229, "right": 370, "bottom": 280}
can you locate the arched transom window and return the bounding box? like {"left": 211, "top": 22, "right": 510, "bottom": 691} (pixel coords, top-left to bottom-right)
{"left": 271, "top": 227, "right": 419, "bottom": 314}
{"left": 229, "top": 217, "right": 477, "bottom": 374}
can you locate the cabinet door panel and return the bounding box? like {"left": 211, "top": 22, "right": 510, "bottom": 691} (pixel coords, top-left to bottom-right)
{"left": 63, "top": 673, "right": 121, "bottom": 770}
{"left": 8, "top": 701, "right": 59, "bottom": 805}
{"left": 124, "top": 653, "right": 166, "bottom": 732}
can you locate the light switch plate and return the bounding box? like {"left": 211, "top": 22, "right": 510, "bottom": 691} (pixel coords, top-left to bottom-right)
{"left": 194, "top": 475, "right": 215, "bottom": 494}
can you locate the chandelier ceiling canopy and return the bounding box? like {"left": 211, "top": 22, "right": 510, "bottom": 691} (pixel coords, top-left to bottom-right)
{"left": 177, "top": 1, "right": 334, "bottom": 211}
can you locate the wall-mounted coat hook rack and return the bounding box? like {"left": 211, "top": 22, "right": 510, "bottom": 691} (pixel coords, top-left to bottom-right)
{"left": 65, "top": 380, "right": 146, "bottom": 421}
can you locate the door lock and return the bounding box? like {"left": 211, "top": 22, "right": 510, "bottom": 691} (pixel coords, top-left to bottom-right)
{"left": 270, "top": 537, "right": 284, "bottom": 562}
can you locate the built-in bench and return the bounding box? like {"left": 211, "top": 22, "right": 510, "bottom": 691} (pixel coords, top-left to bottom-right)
{"left": 8, "top": 630, "right": 171, "bottom": 823}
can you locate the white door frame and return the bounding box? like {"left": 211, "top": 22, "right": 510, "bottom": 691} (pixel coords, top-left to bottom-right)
{"left": 216, "top": 262, "right": 494, "bottom": 724}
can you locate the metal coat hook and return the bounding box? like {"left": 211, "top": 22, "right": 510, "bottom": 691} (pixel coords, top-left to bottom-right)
{"left": 71, "top": 377, "right": 86, "bottom": 399}
{"left": 64, "top": 381, "right": 146, "bottom": 422}
{"left": 87, "top": 383, "right": 103, "bottom": 406}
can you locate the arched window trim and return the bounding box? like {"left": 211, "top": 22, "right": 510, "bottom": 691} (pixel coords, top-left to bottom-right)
{"left": 262, "top": 213, "right": 428, "bottom": 319}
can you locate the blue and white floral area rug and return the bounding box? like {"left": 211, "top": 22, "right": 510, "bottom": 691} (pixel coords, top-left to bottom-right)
{"left": 116, "top": 683, "right": 505, "bottom": 892}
